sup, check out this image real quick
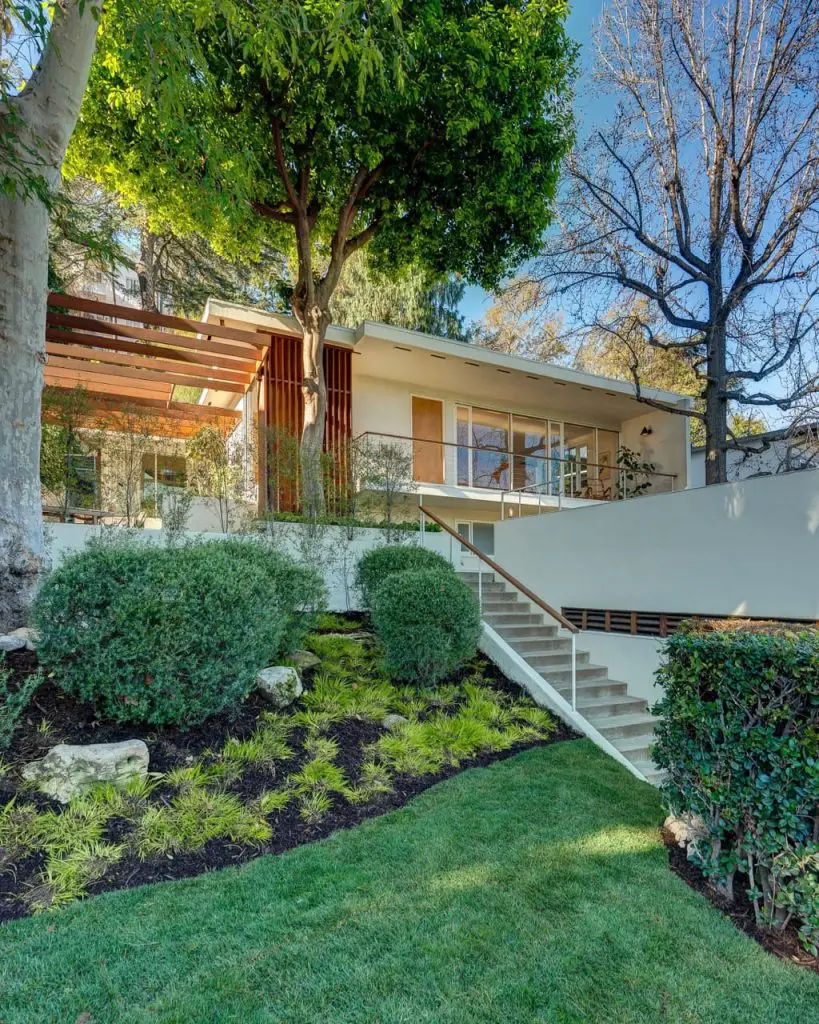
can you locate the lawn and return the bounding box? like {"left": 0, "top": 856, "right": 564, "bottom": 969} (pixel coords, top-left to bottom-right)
{"left": 2, "top": 740, "right": 817, "bottom": 1024}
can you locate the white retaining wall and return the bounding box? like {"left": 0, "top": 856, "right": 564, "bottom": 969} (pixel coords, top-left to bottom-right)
{"left": 45, "top": 522, "right": 452, "bottom": 612}
{"left": 493, "top": 469, "right": 819, "bottom": 696}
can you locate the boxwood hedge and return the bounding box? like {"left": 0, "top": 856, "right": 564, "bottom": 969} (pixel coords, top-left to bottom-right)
{"left": 652, "top": 625, "right": 819, "bottom": 953}
{"left": 370, "top": 567, "right": 481, "bottom": 684}
{"left": 33, "top": 540, "right": 290, "bottom": 727}
{"left": 355, "top": 544, "right": 454, "bottom": 607}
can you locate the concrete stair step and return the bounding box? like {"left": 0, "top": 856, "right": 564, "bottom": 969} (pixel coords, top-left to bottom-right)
{"left": 611, "top": 735, "right": 656, "bottom": 761}
{"left": 463, "top": 581, "right": 510, "bottom": 595}
{"left": 458, "top": 572, "right": 498, "bottom": 584}
{"left": 481, "top": 599, "right": 530, "bottom": 613}
{"left": 556, "top": 678, "right": 628, "bottom": 700}
{"left": 508, "top": 636, "right": 573, "bottom": 653}
{"left": 491, "top": 622, "right": 558, "bottom": 637}
{"left": 529, "top": 662, "right": 609, "bottom": 682}
{"left": 518, "top": 649, "right": 590, "bottom": 666}
{"left": 630, "top": 760, "right": 667, "bottom": 785}
{"left": 484, "top": 611, "right": 545, "bottom": 625}
{"left": 574, "top": 694, "right": 648, "bottom": 718}
{"left": 586, "top": 712, "right": 657, "bottom": 741}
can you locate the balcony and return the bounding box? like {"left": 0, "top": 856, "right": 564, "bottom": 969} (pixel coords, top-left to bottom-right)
{"left": 354, "top": 431, "right": 677, "bottom": 508}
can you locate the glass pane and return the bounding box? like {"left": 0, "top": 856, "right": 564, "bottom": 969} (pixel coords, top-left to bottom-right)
{"left": 456, "top": 408, "right": 470, "bottom": 486}
{"left": 143, "top": 454, "right": 186, "bottom": 503}
{"left": 66, "top": 453, "right": 98, "bottom": 508}
{"left": 470, "top": 407, "right": 509, "bottom": 490}
{"left": 472, "top": 523, "right": 495, "bottom": 556}
{"left": 549, "top": 422, "right": 562, "bottom": 496}
{"left": 563, "top": 424, "right": 596, "bottom": 498}
{"left": 595, "top": 429, "right": 618, "bottom": 500}
{"left": 512, "top": 416, "right": 547, "bottom": 491}
{"left": 456, "top": 521, "right": 471, "bottom": 552}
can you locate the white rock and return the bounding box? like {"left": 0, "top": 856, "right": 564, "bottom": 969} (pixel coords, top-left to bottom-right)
{"left": 664, "top": 812, "right": 708, "bottom": 851}
{"left": 291, "top": 649, "right": 321, "bottom": 670}
{"left": 0, "top": 634, "right": 26, "bottom": 652}
{"left": 256, "top": 666, "right": 303, "bottom": 708}
{"left": 382, "top": 713, "right": 409, "bottom": 731}
{"left": 10, "top": 627, "right": 40, "bottom": 651}
{"left": 22, "top": 740, "right": 150, "bottom": 804}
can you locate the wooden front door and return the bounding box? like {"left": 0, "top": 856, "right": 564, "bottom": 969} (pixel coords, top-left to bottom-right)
{"left": 411, "top": 397, "right": 444, "bottom": 483}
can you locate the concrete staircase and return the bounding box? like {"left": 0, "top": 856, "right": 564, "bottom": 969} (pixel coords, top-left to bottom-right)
{"left": 459, "top": 570, "right": 662, "bottom": 785}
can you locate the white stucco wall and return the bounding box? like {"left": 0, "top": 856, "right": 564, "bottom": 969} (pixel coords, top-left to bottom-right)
{"left": 494, "top": 467, "right": 819, "bottom": 621}
{"left": 45, "top": 522, "right": 452, "bottom": 612}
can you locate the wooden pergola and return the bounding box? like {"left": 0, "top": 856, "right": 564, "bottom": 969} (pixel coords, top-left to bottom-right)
{"left": 44, "top": 292, "right": 269, "bottom": 437}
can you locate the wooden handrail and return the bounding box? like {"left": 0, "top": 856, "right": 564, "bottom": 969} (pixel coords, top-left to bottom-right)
{"left": 418, "top": 505, "right": 579, "bottom": 634}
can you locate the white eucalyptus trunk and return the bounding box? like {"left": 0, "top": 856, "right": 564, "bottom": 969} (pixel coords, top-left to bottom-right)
{"left": 0, "top": 1, "right": 101, "bottom": 628}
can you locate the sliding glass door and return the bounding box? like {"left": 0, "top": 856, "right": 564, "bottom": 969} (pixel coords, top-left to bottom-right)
{"left": 457, "top": 407, "right": 510, "bottom": 489}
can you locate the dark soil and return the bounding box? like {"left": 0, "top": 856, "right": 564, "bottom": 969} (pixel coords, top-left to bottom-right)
{"left": 663, "top": 828, "right": 819, "bottom": 974}
{"left": 0, "top": 641, "right": 576, "bottom": 925}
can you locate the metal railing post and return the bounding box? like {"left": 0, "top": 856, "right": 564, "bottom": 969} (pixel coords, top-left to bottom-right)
{"left": 478, "top": 561, "right": 483, "bottom": 614}
{"left": 419, "top": 495, "right": 425, "bottom": 546}
{"left": 571, "top": 632, "right": 577, "bottom": 712}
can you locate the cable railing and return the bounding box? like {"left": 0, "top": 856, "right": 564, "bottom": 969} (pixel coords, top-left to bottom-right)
{"left": 417, "top": 502, "right": 581, "bottom": 711}
{"left": 355, "top": 430, "right": 676, "bottom": 507}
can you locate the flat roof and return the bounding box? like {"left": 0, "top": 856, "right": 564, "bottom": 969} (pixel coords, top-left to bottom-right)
{"left": 202, "top": 298, "right": 693, "bottom": 411}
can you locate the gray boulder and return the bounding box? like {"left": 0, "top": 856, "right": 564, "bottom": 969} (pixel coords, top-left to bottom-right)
{"left": 10, "top": 627, "right": 39, "bottom": 651}
{"left": 256, "top": 666, "right": 303, "bottom": 708}
{"left": 291, "top": 649, "right": 321, "bottom": 670}
{"left": 664, "top": 813, "right": 708, "bottom": 854}
{"left": 22, "top": 740, "right": 150, "bottom": 803}
{"left": 0, "top": 634, "right": 26, "bottom": 653}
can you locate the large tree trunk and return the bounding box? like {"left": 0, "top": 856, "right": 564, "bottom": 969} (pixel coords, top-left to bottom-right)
{"left": 0, "top": 196, "right": 50, "bottom": 626}
{"left": 0, "top": 0, "right": 101, "bottom": 629}
{"left": 703, "top": 322, "right": 728, "bottom": 486}
{"left": 137, "top": 226, "right": 158, "bottom": 312}
{"left": 294, "top": 303, "right": 329, "bottom": 515}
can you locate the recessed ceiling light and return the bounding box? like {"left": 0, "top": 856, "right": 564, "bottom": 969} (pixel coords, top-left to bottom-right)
{"left": 525, "top": 374, "right": 539, "bottom": 380}
{"left": 581, "top": 386, "right": 593, "bottom": 392}
{"left": 553, "top": 380, "right": 567, "bottom": 386}
{"left": 394, "top": 345, "right": 412, "bottom": 352}
{"left": 430, "top": 353, "right": 447, "bottom": 360}
{"left": 464, "top": 361, "right": 481, "bottom": 367}
{"left": 496, "top": 368, "right": 511, "bottom": 374}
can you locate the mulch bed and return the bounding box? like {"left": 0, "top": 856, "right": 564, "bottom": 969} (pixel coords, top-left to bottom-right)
{"left": 1, "top": 641, "right": 576, "bottom": 925}
{"left": 662, "top": 828, "right": 819, "bottom": 974}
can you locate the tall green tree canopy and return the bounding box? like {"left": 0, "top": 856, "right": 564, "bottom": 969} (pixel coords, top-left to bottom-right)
{"left": 70, "top": 0, "right": 576, "bottom": 510}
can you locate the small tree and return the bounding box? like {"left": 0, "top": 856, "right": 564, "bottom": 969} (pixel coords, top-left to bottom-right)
{"left": 40, "top": 386, "right": 97, "bottom": 520}
{"left": 355, "top": 437, "right": 415, "bottom": 542}
{"left": 91, "top": 404, "right": 162, "bottom": 528}
{"left": 186, "top": 425, "right": 246, "bottom": 534}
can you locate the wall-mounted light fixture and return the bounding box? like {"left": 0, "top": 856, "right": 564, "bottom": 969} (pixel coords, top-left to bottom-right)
{"left": 640, "top": 426, "right": 653, "bottom": 436}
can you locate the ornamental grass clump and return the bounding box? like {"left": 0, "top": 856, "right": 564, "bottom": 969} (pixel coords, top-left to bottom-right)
{"left": 355, "top": 544, "right": 454, "bottom": 607}
{"left": 33, "top": 540, "right": 285, "bottom": 727}
{"left": 370, "top": 568, "right": 481, "bottom": 684}
{"left": 652, "top": 624, "right": 819, "bottom": 954}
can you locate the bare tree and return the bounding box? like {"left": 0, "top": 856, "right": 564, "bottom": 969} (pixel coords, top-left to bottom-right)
{"left": 533, "top": 0, "right": 818, "bottom": 483}
{"left": 1, "top": 1, "right": 101, "bottom": 627}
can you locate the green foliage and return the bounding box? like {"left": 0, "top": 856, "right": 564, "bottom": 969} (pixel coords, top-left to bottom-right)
{"left": 0, "top": 657, "right": 41, "bottom": 750}
{"left": 136, "top": 789, "right": 272, "bottom": 857}
{"left": 313, "top": 612, "right": 366, "bottom": 633}
{"left": 213, "top": 539, "right": 325, "bottom": 653}
{"left": 301, "top": 670, "right": 395, "bottom": 725}
{"left": 257, "top": 512, "right": 440, "bottom": 532}
{"left": 371, "top": 569, "right": 481, "bottom": 684}
{"left": 28, "top": 842, "right": 125, "bottom": 914}
{"left": 348, "top": 761, "right": 394, "bottom": 805}
{"left": 71, "top": 0, "right": 576, "bottom": 293}
{"left": 33, "top": 540, "right": 285, "bottom": 727}
{"left": 355, "top": 544, "right": 454, "bottom": 607}
{"left": 615, "top": 445, "right": 657, "bottom": 498}
{"left": 652, "top": 628, "right": 819, "bottom": 953}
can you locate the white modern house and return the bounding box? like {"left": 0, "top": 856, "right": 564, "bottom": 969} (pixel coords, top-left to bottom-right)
{"left": 199, "top": 300, "right": 693, "bottom": 553}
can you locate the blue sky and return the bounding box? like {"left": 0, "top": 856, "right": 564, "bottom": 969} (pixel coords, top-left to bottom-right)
{"left": 459, "top": 1, "right": 609, "bottom": 325}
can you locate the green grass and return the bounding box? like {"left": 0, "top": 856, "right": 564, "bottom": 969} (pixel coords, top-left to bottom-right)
{"left": 2, "top": 741, "right": 817, "bottom": 1023}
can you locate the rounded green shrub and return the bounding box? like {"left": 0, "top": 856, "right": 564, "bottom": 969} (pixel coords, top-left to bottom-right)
{"left": 33, "top": 540, "right": 285, "bottom": 727}
{"left": 212, "top": 539, "right": 325, "bottom": 653}
{"left": 355, "top": 544, "right": 454, "bottom": 607}
{"left": 370, "top": 568, "right": 481, "bottom": 684}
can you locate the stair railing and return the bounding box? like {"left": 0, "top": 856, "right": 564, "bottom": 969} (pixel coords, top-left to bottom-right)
{"left": 418, "top": 501, "right": 580, "bottom": 711}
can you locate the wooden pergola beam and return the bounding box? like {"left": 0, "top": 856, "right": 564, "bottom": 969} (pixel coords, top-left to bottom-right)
{"left": 46, "top": 317, "right": 264, "bottom": 364}
{"left": 48, "top": 293, "right": 271, "bottom": 349}
{"left": 45, "top": 342, "right": 252, "bottom": 385}
{"left": 44, "top": 372, "right": 173, "bottom": 403}
{"left": 47, "top": 354, "right": 247, "bottom": 394}
{"left": 45, "top": 327, "right": 258, "bottom": 374}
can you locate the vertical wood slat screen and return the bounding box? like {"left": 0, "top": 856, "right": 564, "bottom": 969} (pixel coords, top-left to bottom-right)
{"left": 258, "top": 335, "right": 352, "bottom": 512}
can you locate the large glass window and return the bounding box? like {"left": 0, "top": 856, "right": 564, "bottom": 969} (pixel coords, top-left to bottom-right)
{"left": 142, "top": 454, "right": 186, "bottom": 507}
{"left": 563, "top": 424, "right": 596, "bottom": 498}
{"left": 470, "top": 407, "right": 510, "bottom": 489}
{"left": 66, "top": 453, "right": 100, "bottom": 509}
{"left": 595, "top": 429, "right": 619, "bottom": 499}
{"left": 512, "top": 416, "right": 547, "bottom": 490}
